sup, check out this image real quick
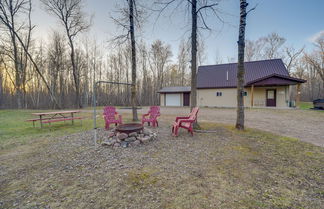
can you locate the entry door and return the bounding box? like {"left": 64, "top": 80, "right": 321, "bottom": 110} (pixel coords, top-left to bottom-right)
{"left": 183, "top": 93, "right": 190, "bottom": 106}
{"left": 165, "top": 94, "right": 181, "bottom": 106}
{"left": 266, "top": 89, "right": 276, "bottom": 107}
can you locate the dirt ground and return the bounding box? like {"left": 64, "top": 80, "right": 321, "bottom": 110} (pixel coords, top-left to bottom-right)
{"left": 0, "top": 120, "right": 323, "bottom": 209}
{"left": 116, "top": 107, "right": 324, "bottom": 147}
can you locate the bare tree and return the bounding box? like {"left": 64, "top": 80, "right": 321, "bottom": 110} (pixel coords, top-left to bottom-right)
{"left": 197, "top": 37, "right": 207, "bottom": 66}
{"left": 261, "top": 32, "right": 286, "bottom": 59}
{"left": 155, "top": 0, "right": 221, "bottom": 122}
{"left": 110, "top": 0, "right": 146, "bottom": 121}
{"left": 47, "top": 32, "right": 66, "bottom": 108}
{"left": 245, "top": 33, "right": 286, "bottom": 61}
{"left": 283, "top": 46, "right": 304, "bottom": 74}
{"left": 138, "top": 41, "right": 151, "bottom": 105}
{"left": 304, "top": 35, "right": 324, "bottom": 94}
{"left": 0, "top": 0, "right": 32, "bottom": 108}
{"left": 128, "top": 0, "right": 138, "bottom": 121}
{"left": 177, "top": 39, "right": 190, "bottom": 86}
{"left": 0, "top": 0, "right": 60, "bottom": 108}
{"left": 236, "top": 0, "right": 255, "bottom": 130}
{"left": 41, "top": 0, "right": 91, "bottom": 108}
{"left": 4, "top": 1, "right": 322, "bottom": 110}
{"left": 149, "top": 40, "right": 172, "bottom": 89}
{"left": 245, "top": 39, "right": 263, "bottom": 61}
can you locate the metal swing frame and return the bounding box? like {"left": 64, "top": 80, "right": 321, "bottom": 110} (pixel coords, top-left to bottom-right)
{"left": 93, "top": 81, "right": 134, "bottom": 147}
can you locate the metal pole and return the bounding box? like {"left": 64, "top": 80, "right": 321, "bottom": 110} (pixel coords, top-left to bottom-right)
{"left": 93, "top": 60, "right": 97, "bottom": 148}
{"left": 93, "top": 81, "right": 97, "bottom": 148}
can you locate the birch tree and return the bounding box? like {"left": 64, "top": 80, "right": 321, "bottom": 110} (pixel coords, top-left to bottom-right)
{"left": 236, "top": 0, "right": 255, "bottom": 130}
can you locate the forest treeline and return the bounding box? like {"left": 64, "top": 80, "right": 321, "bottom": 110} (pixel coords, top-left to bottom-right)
{"left": 0, "top": 0, "right": 323, "bottom": 109}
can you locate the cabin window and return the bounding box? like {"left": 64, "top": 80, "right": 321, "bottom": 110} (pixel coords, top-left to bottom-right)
{"left": 216, "top": 92, "right": 222, "bottom": 96}
{"left": 243, "top": 91, "right": 248, "bottom": 96}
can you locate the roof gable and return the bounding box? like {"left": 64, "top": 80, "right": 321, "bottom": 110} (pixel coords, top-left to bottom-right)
{"left": 246, "top": 74, "right": 306, "bottom": 86}
{"left": 197, "top": 59, "right": 291, "bottom": 88}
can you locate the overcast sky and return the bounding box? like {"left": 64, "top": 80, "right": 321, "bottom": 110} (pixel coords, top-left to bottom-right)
{"left": 32, "top": 0, "right": 324, "bottom": 65}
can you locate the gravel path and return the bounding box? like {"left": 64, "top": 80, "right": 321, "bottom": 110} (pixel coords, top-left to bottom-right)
{"left": 112, "top": 107, "right": 324, "bottom": 147}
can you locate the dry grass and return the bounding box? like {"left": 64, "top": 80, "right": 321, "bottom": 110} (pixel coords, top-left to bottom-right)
{"left": 0, "top": 113, "right": 323, "bottom": 208}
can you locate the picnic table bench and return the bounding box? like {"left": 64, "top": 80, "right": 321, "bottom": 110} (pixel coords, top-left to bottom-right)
{"left": 27, "top": 110, "right": 82, "bottom": 128}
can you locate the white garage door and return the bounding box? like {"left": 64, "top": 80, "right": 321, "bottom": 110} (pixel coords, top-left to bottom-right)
{"left": 166, "top": 94, "right": 181, "bottom": 106}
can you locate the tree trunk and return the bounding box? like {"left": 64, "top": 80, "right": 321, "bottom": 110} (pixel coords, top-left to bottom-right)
{"left": 9, "top": 8, "right": 22, "bottom": 109}
{"left": 236, "top": 0, "right": 248, "bottom": 130}
{"left": 126, "top": 55, "right": 130, "bottom": 105}
{"left": 68, "top": 39, "right": 81, "bottom": 108}
{"left": 129, "top": 0, "right": 138, "bottom": 121}
{"left": 4, "top": 20, "right": 61, "bottom": 108}
{"left": 59, "top": 70, "right": 65, "bottom": 108}
{"left": 191, "top": 0, "right": 198, "bottom": 127}
{"left": 0, "top": 72, "right": 2, "bottom": 107}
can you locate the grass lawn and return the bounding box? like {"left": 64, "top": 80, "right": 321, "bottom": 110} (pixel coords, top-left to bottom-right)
{"left": 0, "top": 109, "right": 323, "bottom": 208}
{"left": 298, "top": 102, "right": 313, "bottom": 110}
{"left": 0, "top": 109, "right": 138, "bottom": 150}
{"left": 0, "top": 109, "right": 97, "bottom": 149}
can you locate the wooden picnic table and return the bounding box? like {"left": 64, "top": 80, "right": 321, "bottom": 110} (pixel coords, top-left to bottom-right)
{"left": 28, "top": 110, "right": 82, "bottom": 128}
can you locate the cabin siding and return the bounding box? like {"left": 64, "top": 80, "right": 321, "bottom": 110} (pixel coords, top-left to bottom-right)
{"left": 197, "top": 86, "right": 288, "bottom": 108}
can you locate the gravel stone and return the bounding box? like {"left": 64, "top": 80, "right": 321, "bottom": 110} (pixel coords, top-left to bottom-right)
{"left": 130, "top": 140, "right": 141, "bottom": 146}
{"left": 101, "top": 139, "right": 113, "bottom": 146}
{"left": 138, "top": 136, "right": 151, "bottom": 143}
{"left": 124, "top": 137, "right": 137, "bottom": 142}
{"left": 128, "top": 132, "right": 138, "bottom": 137}
{"left": 144, "top": 130, "right": 152, "bottom": 136}
{"left": 117, "top": 133, "right": 128, "bottom": 140}
{"left": 113, "top": 143, "right": 120, "bottom": 148}
{"left": 107, "top": 132, "right": 115, "bottom": 137}
{"left": 121, "top": 141, "right": 129, "bottom": 148}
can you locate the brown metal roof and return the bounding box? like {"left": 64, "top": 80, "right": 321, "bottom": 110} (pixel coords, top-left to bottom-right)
{"left": 197, "top": 59, "right": 304, "bottom": 88}
{"left": 158, "top": 86, "right": 191, "bottom": 93}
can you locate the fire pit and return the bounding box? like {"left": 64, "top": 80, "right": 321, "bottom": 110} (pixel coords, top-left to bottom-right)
{"left": 101, "top": 123, "right": 157, "bottom": 148}
{"left": 116, "top": 123, "right": 143, "bottom": 134}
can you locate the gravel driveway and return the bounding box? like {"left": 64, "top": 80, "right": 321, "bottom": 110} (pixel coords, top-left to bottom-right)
{"left": 114, "top": 107, "right": 324, "bottom": 147}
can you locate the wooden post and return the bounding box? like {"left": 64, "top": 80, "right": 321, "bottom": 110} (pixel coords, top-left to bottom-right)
{"left": 250, "top": 85, "right": 254, "bottom": 107}
{"left": 296, "top": 84, "right": 301, "bottom": 107}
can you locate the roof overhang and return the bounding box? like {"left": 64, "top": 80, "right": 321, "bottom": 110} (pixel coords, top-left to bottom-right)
{"left": 158, "top": 86, "right": 191, "bottom": 93}
{"left": 158, "top": 91, "right": 191, "bottom": 93}
{"left": 246, "top": 74, "right": 306, "bottom": 87}
{"left": 197, "top": 86, "right": 237, "bottom": 89}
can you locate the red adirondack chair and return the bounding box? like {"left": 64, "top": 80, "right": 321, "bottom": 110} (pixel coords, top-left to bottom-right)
{"left": 142, "top": 106, "right": 161, "bottom": 127}
{"left": 103, "top": 106, "right": 122, "bottom": 130}
{"left": 172, "top": 107, "right": 199, "bottom": 136}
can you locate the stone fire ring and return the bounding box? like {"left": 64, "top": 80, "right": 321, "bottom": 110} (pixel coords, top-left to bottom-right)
{"left": 116, "top": 123, "right": 143, "bottom": 135}
{"left": 101, "top": 123, "right": 157, "bottom": 148}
